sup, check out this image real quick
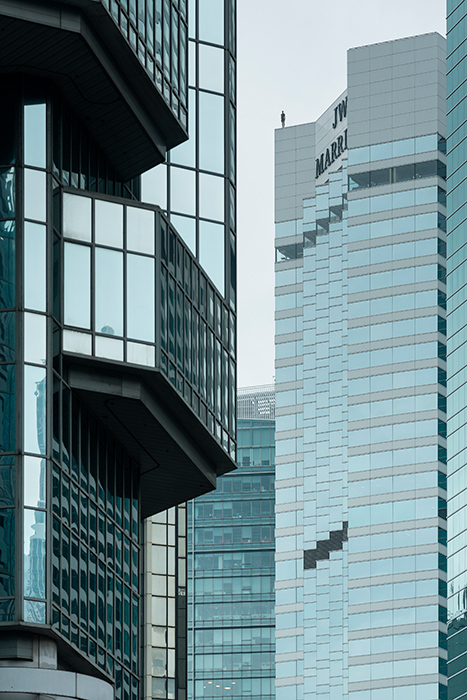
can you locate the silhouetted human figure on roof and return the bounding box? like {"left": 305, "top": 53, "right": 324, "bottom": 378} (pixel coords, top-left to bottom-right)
{"left": 281, "top": 110, "right": 286, "bottom": 128}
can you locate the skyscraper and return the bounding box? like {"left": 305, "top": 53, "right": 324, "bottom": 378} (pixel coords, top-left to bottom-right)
{"left": 274, "top": 34, "right": 447, "bottom": 700}
{"left": 0, "top": 2, "right": 236, "bottom": 700}
{"left": 187, "top": 385, "right": 275, "bottom": 700}
{"left": 446, "top": 2, "right": 467, "bottom": 697}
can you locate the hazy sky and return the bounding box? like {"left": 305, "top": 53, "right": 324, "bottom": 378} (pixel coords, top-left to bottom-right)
{"left": 236, "top": 0, "right": 446, "bottom": 389}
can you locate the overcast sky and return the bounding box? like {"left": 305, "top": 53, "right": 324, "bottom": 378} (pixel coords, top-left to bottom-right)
{"left": 236, "top": 0, "right": 446, "bottom": 389}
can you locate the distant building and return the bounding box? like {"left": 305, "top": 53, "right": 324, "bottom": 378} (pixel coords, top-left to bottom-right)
{"left": 447, "top": 2, "right": 467, "bottom": 697}
{"left": 274, "top": 34, "right": 447, "bottom": 700}
{"left": 187, "top": 386, "right": 275, "bottom": 700}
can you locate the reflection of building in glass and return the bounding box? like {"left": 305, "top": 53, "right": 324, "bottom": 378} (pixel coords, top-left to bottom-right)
{"left": 0, "top": 2, "right": 236, "bottom": 700}
{"left": 447, "top": 3, "right": 467, "bottom": 696}
{"left": 274, "top": 34, "right": 447, "bottom": 700}
{"left": 187, "top": 386, "right": 275, "bottom": 700}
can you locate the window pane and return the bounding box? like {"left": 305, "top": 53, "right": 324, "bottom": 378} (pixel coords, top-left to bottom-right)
{"left": 24, "top": 169, "right": 46, "bottom": 222}
{"left": 126, "top": 207, "right": 155, "bottom": 255}
{"left": 199, "top": 221, "right": 224, "bottom": 295}
{"left": 95, "top": 200, "right": 123, "bottom": 248}
{"left": 171, "top": 215, "right": 196, "bottom": 254}
{"left": 63, "top": 193, "right": 92, "bottom": 242}
{"left": 24, "top": 456, "right": 46, "bottom": 508}
{"left": 24, "top": 365, "right": 46, "bottom": 455}
{"left": 24, "top": 313, "right": 46, "bottom": 365}
{"left": 24, "top": 104, "right": 46, "bottom": 169}
{"left": 24, "top": 222, "right": 46, "bottom": 312}
{"left": 198, "top": 0, "right": 224, "bottom": 44}
{"left": 0, "top": 168, "right": 15, "bottom": 219}
{"left": 127, "top": 255, "right": 155, "bottom": 342}
{"left": 199, "top": 44, "right": 224, "bottom": 93}
{"left": 170, "top": 167, "right": 195, "bottom": 215}
{"left": 199, "top": 173, "right": 225, "bottom": 221}
{"left": 95, "top": 247, "right": 123, "bottom": 335}
{"left": 199, "top": 92, "right": 224, "bottom": 174}
{"left": 24, "top": 508, "right": 46, "bottom": 598}
{"left": 64, "top": 243, "right": 90, "bottom": 328}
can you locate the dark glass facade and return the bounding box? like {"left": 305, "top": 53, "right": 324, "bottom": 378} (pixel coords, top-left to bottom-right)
{"left": 187, "top": 386, "right": 275, "bottom": 700}
{"left": 0, "top": 2, "right": 236, "bottom": 699}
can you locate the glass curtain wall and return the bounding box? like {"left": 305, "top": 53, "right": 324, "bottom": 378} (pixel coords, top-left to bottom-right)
{"left": 447, "top": 1, "right": 467, "bottom": 697}
{"left": 187, "top": 386, "right": 275, "bottom": 700}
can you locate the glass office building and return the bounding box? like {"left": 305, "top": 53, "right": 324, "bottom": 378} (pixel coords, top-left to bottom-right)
{"left": 0, "top": 2, "right": 236, "bottom": 700}
{"left": 274, "top": 34, "right": 447, "bottom": 700}
{"left": 187, "top": 386, "right": 275, "bottom": 700}
{"left": 447, "top": 2, "right": 467, "bottom": 698}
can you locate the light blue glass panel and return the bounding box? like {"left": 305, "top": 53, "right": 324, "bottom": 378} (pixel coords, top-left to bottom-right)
{"left": 62, "top": 193, "right": 92, "bottom": 242}
{"left": 95, "top": 248, "right": 123, "bottom": 335}
{"left": 199, "top": 221, "right": 224, "bottom": 295}
{"left": 24, "top": 365, "right": 46, "bottom": 455}
{"left": 126, "top": 207, "right": 155, "bottom": 255}
{"left": 24, "top": 223, "right": 46, "bottom": 312}
{"left": 0, "top": 168, "right": 15, "bottom": 219}
{"left": 24, "top": 169, "right": 46, "bottom": 222}
{"left": 199, "top": 92, "right": 224, "bottom": 173}
{"left": 171, "top": 214, "right": 196, "bottom": 254}
{"left": 24, "top": 313, "right": 46, "bottom": 365}
{"left": 141, "top": 164, "right": 167, "bottom": 210}
{"left": 199, "top": 173, "right": 225, "bottom": 221}
{"left": 24, "top": 508, "right": 46, "bottom": 598}
{"left": 64, "top": 243, "right": 90, "bottom": 328}
{"left": 198, "top": 0, "right": 224, "bottom": 45}
{"left": 170, "top": 166, "right": 195, "bottom": 215}
{"left": 199, "top": 44, "right": 224, "bottom": 93}
{"left": 95, "top": 200, "right": 123, "bottom": 248}
{"left": 24, "top": 104, "right": 46, "bottom": 169}
{"left": 127, "top": 255, "right": 155, "bottom": 342}
{"left": 24, "top": 456, "right": 46, "bottom": 508}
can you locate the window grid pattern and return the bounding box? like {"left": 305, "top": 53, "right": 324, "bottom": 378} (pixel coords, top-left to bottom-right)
{"left": 144, "top": 504, "right": 187, "bottom": 700}
{"left": 102, "top": 0, "right": 188, "bottom": 127}
{"left": 187, "top": 401, "right": 275, "bottom": 700}
{"left": 51, "top": 388, "right": 140, "bottom": 700}
{"left": 346, "top": 133, "right": 447, "bottom": 696}
{"left": 141, "top": 0, "right": 237, "bottom": 311}
{"left": 57, "top": 190, "right": 236, "bottom": 458}
{"left": 447, "top": 1, "right": 467, "bottom": 696}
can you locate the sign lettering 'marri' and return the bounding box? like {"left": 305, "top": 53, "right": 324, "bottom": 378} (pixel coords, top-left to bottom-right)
{"left": 315, "top": 129, "right": 348, "bottom": 179}
{"left": 332, "top": 97, "right": 347, "bottom": 129}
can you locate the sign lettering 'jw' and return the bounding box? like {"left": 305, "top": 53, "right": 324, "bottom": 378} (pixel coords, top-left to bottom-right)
{"left": 315, "top": 97, "right": 348, "bottom": 179}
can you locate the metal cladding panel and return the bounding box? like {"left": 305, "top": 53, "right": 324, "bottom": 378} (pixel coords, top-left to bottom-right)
{"left": 0, "top": 1, "right": 188, "bottom": 179}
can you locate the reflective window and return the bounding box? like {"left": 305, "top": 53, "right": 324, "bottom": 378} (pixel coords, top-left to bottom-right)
{"left": 198, "top": 0, "right": 224, "bottom": 44}
{"left": 199, "top": 221, "right": 224, "bottom": 295}
{"left": 64, "top": 243, "right": 90, "bottom": 329}
{"left": 127, "top": 255, "right": 155, "bottom": 342}
{"left": 126, "top": 207, "right": 155, "bottom": 255}
{"left": 0, "top": 168, "right": 15, "bottom": 219}
{"left": 24, "top": 169, "right": 46, "bottom": 222}
{"left": 24, "top": 365, "right": 46, "bottom": 455}
{"left": 199, "top": 173, "right": 225, "bottom": 222}
{"left": 24, "top": 508, "right": 46, "bottom": 599}
{"left": 95, "top": 248, "right": 123, "bottom": 336}
{"left": 170, "top": 166, "right": 195, "bottom": 215}
{"left": 95, "top": 200, "right": 123, "bottom": 248}
{"left": 24, "top": 223, "right": 46, "bottom": 312}
{"left": 199, "top": 44, "right": 224, "bottom": 93}
{"left": 24, "top": 103, "right": 46, "bottom": 168}
{"left": 24, "top": 456, "right": 47, "bottom": 508}
{"left": 170, "top": 214, "right": 196, "bottom": 254}
{"left": 141, "top": 165, "right": 167, "bottom": 210}
{"left": 63, "top": 193, "right": 92, "bottom": 242}
{"left": 24, "top": 313, "right": 46, "bottom": 365}
{"left": 199, "top": 92, "right": 224, "bottom": 173}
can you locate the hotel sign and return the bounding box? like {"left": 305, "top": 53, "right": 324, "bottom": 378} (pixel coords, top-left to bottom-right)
{"left": 315, "top": 98, "right": 348, "bottom": 179}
